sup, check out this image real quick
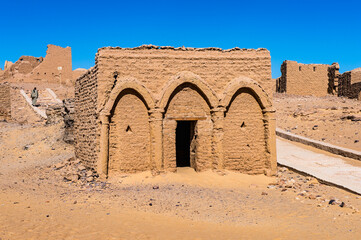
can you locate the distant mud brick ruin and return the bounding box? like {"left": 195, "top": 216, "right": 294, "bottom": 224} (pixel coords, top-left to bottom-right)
{"left": 0, "top": 45, "right": 77, "bottom": 86}
{"left": 276, "top": 60, "right": 336, "bottom": 97}
{"left": 276, "top": 60, "right": 361, "bottom": 100}
{"left": 0, "top": 44, "right": 87, "bottom": 123}
{"left": 74, "top": 45, "right": 277, "bottom": 178}
{"left": 338, "top": 68, "right": 361, "bottom": 100}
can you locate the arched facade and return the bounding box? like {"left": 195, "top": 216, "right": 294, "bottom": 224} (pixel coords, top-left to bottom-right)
{"left": 108, "top": 89, "right": 151, "bottom": 174}
{"left": 159, "top": 72, "right": 218, "bottom": 172}
{"left": 220, "top": 77, "right": 276, "bottom": 174}
{"left": 96, "top": 74, "right": 276, "bottom": 177}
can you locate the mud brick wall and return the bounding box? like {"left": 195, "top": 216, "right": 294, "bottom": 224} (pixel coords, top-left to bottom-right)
{"left": 277, "top": 60, "right": 331, "bottom": 96}
{"left": 0, "top": 83, "right": 11, "bottom": 121}
{"left": 108, "top": 91, "right": 151, "bottom": 174}
{"left": 74, "top": 68, "right": 99, "bottom": 168}
{"left": 327, "top": 63, "right": 340, "bottom": 95}
{"left": 95, "top": 46, "right": 272, "bottom": 110}
{"left": 223, "top": 89, "right": 267, "bottom": 174}
{"left": 339, "top": 69, "right": 361, "bottom": 99}
{"left": 31, "top": 45, "right": 73, "bottom": 85}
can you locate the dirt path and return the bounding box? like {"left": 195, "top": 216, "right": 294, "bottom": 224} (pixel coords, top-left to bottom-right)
{"left": 277, "top": 138, "right": 361, "bottom": 194}
{"left": 0, "top": 122, "right": 361, "bottom": 239}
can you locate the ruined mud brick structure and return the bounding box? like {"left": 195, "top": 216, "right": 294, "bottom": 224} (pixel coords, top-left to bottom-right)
{"left": 276, "top": 60, "right": 338, "bottom": 97}
{"left": 327, "top": 63, "right": 340, "bottom": 95}
{"left": 338, "top": 68, "right": 361, "bottom": 100}
{"left": 75, "top": 45, "right": 277, "bottom": 178}
{"left": 0, "top": 83, "right": 11, "bottom": 121}
{"left": 0, "top": 45, "right": 76, "bottom": 86}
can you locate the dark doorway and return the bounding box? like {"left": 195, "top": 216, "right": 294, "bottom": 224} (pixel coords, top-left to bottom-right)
{"left": 176, "top": 121, "right": 196, "bottom": 167}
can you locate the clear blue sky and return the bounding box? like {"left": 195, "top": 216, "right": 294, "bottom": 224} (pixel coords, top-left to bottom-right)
{"left": 1, "top": 0, "right": 360, "bottom": 78}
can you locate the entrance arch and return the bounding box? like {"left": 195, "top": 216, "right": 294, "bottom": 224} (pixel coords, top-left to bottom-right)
{"left": 159, "top": 72, "right": 218, "bottom": 172}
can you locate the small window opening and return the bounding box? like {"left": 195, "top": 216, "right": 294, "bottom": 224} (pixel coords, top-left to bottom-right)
{"left": 241, "top": 121, "right": 246, "bottom": 128}
{"left": 299, "top": 66, "right": 302, "bottom": 71}
{"left": 313, "top": 66, "right": 316, "bottom": 71}
{"left": 126, "top": 125, "right": 132, "bottom": 133}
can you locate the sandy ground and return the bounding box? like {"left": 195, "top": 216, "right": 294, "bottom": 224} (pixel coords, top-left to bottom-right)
{"left": 274, "top": 93, "right": 361, "bottom": 151}
{"left": 0, "top": 122, "right": 360, "bottom": 239}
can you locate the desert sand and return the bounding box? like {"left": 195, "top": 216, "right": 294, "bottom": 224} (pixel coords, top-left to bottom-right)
{"left": 0, "top": 121, "right": 360, "bottom": 239}
{"left": 274, "top": 93, "right": 361, "bottom": 151}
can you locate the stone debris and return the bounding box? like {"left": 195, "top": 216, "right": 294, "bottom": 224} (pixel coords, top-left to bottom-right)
{"left": 274, "top": 167, "right": 359, "bottom": 212}
{"left": 52, "top": 157, "right": 99, "bottom": 184}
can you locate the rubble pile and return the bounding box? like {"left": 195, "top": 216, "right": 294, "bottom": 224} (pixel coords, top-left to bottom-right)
{"left": 52, "top": 157, "right": 100, "bottom": 184}
{"left": 62, "top": 99, "right": 74, "bottom": 144}
{"left": 46, "top": 98, "right": 74, "bottom": 144}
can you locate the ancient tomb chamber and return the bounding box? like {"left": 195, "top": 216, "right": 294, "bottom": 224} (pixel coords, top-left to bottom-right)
{"left": 74, "top": 45, "right": 277, "bottom": 178}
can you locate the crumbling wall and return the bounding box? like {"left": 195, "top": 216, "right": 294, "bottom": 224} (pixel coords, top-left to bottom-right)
{"left": 339, "top": 68, "right": 361, "bottom": 99}
{"left": 0, "top": 56, "right": 42, "bottom": 81}
{"left": 0, "top": 45, "right": 78, "bottom": 87}
{"left": 31, "top": 45, "right": 72, "bottom": 85}
{"left": 63, "top": 99, "right": 75, "bottom": 143}
{"left": 276, "top": 62, "right": 287, "bottom": 93}
{"left": 277, "top": 60, "right": 330, "bottom": 96}
{"left": 74, "top": 68, "right": 99, "bottom": 168}
{"left": 0, "top": 83, "right": 11, "bottom": 121}
{"left": 327, "top": 63, "right": 340, "bottom": 95}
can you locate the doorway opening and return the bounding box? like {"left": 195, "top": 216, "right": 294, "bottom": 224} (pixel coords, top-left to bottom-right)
{"left": 176, "top": 121, "right": 196, "bottom": 168}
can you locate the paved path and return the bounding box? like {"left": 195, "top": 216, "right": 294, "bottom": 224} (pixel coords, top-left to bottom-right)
{"left": 277, "top": 138, "right": 361, "bottom": 194}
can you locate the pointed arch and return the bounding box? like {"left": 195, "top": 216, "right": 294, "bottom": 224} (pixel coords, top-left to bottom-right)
{"left": 220, "top": 76, "right": 272, "bottom": 110}
{"left": 101, "top": 77, "right": 155, "bottom": 116}
{"left": 157, "top": 71, "right": 219, "bottom": 111}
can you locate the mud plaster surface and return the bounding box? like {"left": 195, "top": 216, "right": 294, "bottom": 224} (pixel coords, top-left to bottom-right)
{"left": 0, "top": 122, "right": 360, "bottom": 239}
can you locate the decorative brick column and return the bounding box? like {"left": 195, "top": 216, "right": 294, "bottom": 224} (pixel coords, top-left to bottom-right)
{"left": 149, "top": 108, "right": 164, "bottom": 171}
{"left": 98, "top": 114, "right": 110, "bottom": 178}
{"left": 263, "top": 108, "right": 277, "bottom": 176}
{"left": 211, "top": 107, "right": 226, "bottom": 169}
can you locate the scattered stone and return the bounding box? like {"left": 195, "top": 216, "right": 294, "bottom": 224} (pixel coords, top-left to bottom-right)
{"left": 308, "top": 194, "right": 316, "bottom": 200}
{"left": 152, "top": 186, "right": 159, "bottom": 190}
{"left": 86, "top": 176, "right": 94, "bottom": 182}
{"left": 78, "top": 165, "right": 86, "bottom": 171}
{"left": 23, "top": 144, "right": 32, "bottom": 150}
{"left": 307, "top": 178, "right": 319, "bottom": 185}
{"left": 279, "top": 167, "right": 288, "bottom": 172}
{"left": 261, "top": 192, "right": 268, "bottom": 196}
{"left": 340, "top": 202, "right": 345, "bottom": 208}
{"left": 329, "top": 199, "right": 336, "bottom": 205}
